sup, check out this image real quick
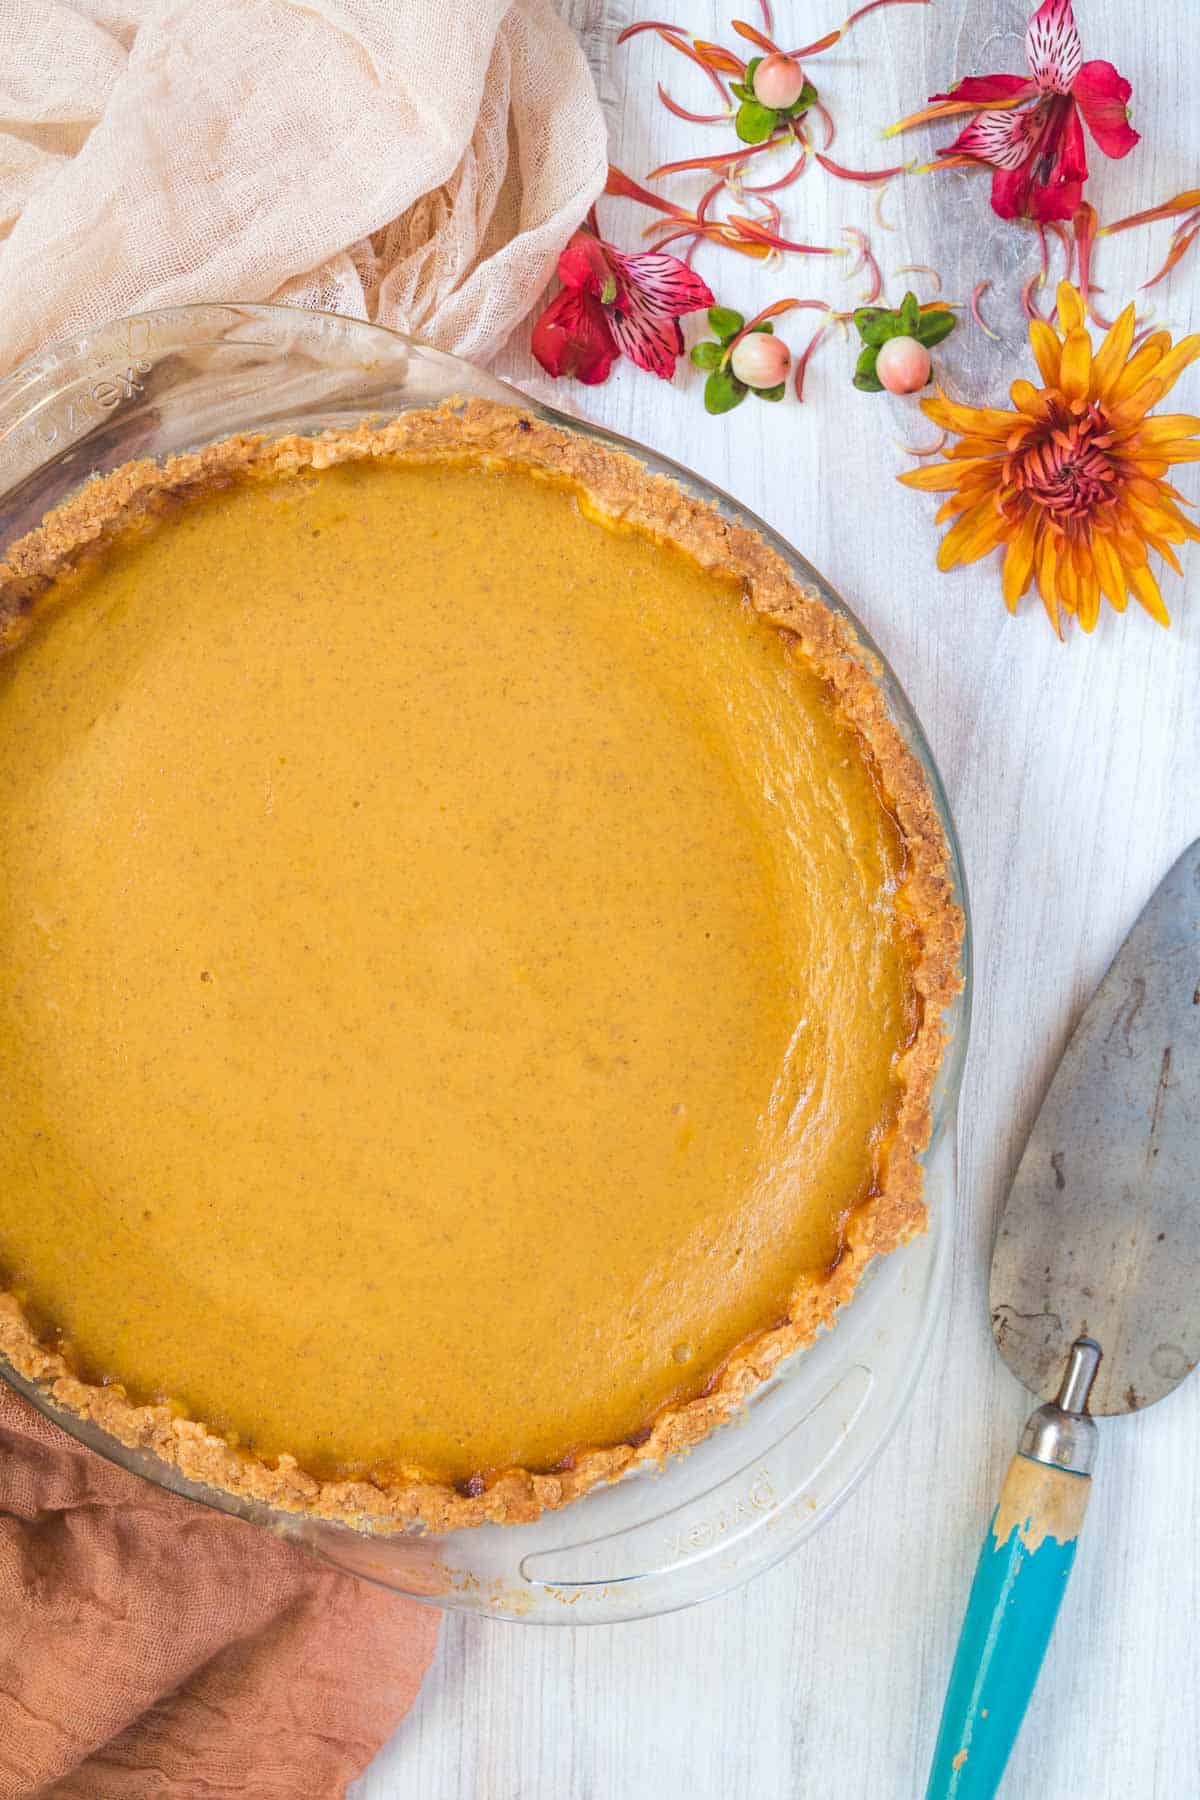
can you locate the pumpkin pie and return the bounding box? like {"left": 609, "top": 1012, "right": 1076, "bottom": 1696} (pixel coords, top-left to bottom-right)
{"left": 0, "top": 401, "right": 960, "bottom": 1530}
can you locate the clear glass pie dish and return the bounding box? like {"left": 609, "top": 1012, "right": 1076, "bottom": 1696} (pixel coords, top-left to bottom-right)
{"left": 0, "top": 303, "right": 972, "bottom": 1623}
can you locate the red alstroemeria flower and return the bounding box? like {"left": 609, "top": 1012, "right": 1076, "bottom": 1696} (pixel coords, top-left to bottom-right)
{"left": 532, "top": 226, "right": 713, "bottom": 385}
{"left": 891, "top": 0, "right": 1138, "bottom": 224}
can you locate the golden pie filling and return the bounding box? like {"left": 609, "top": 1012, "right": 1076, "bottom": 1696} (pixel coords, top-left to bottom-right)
{"left": 0, "top": 405, "right": 958, "bottom": 1527}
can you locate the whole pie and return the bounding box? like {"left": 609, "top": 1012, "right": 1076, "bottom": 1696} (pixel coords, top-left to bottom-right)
{"left": 0, "top": 400, "right": 960, "bottom": 1530}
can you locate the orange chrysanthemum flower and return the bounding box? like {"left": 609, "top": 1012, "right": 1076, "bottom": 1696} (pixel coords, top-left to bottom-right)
{"left": 899, "top": 281, "right": 1200, "bottom": 633}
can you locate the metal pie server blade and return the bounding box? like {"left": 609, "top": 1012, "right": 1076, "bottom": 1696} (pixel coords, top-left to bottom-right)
{"left": 926, "top": 837, "right": 1200, "bottom": 1799}
{"left": 990, "top": 834, "right": 1200, "bottom": 1415}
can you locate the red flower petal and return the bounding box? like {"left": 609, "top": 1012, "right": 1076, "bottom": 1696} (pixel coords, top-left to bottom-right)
{"left": 741, "top": 146, "right": 809, "bottom": 192}
{"left": 531, "top": 287, "right": 619, "bottom": 384}
{"left": 1025, "top": 0, "right": 1083, "bottom": 95}
{"left": 889, "top": 72, "right": 1035, "bottom": 137}
{"left": 988, "top": 163, "right": 1030, "bottom": 222}
{"left": 1143, "top": 223, "right": 1200, "bottom": 291}
{"left": 1101, "top": 189, "right": 1200, "bottom": 235}
{"left": 608, "top": 247, "right": 715, "bottom": 319}
{"left": 1072, "top": 200, "right": 1098, "bottom": 309}
{"left": 793, "top": 315, "right": 830, "bottom": 402}
{"left": 557, "top": 232, "right": 619, "bottom": 299}
{"left": 605, "top": 247, "right": 714, "bottom": 379}
{"left": 1071, "top": 59, "right": 1139, "bottom": 159}
{"left": 657, "top": 82, "right": 731, "bottom": 124}
{"left": 691, "top": 38, "right": 746, "bottom": 74}
{"left": 946, "top": 104, "right": 1040, "bottom": 170}
{"left": 731, "top": 17, "right": 778, "bottom": 54}
{"left": 814, "top": 151, "right": 907, "bottom": 183}
{"left": 1033, "top": 100, "right": 1088, "bottom": 220}
{"left": 606, "top": 289, "right": 687, "bottom": 379}
{"left": 929, "top": 72, "right": 1038, "bottom": 107}
{"left": 990, "top": 99, "right": 1088, "bottom": 222}
{"left": 604, "top": 165, "right": 693, "bottom": 219}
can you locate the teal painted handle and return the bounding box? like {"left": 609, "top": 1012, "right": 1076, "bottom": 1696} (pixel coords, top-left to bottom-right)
{"left": 926, "top": 1452, "right": 1091, "bottom": 1798}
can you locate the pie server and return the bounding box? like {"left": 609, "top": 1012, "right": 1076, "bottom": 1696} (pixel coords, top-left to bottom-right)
{"left": 926, "top": 837, "right": 1200, "bottom": 1798}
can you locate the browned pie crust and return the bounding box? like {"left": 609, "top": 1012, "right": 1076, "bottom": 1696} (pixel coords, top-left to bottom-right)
{"left": 0, "top": 399, "right": 962, "bottom": 1532}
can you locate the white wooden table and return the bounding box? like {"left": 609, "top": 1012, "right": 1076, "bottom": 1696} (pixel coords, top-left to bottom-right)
{"left": 356, "top": 5, "right": 1200, "bottom": 1794}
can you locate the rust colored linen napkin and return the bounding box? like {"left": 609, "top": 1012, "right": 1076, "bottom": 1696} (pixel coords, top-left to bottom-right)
{"left": 0, "top": 1386, "right": 440, "bottom": 1799}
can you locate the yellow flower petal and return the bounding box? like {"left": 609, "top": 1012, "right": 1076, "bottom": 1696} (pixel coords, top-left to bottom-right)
{"left": 1001, "top": 508, "right": 1039, "bottom": 612}
{"left": 1114, "top": 527, "right": 1148, "bottom": 572}
{"left": 1122, "top": 471, "right": 1184, "bottom": 509}
{"left": 897, "top": 461, "right": 973, "bottom": 492}
{"left": 1035, "top": 529, "right": 1063, "bottom": 638}
{"left": 1090, "top": 304, "right": 1137, "bottom": 401}
{"left": 1010, "top": 379, "right": 1052, "bottom": 418}
{"left": 1123, "top": 475, "right": 1193, "bottom": 523}
{"left": 922, "top": 393, "right": 1020, "bottom": 439}
{"left": 1058, "top": 329, "right": 1092, "bottom": 403}
{"left": 1128, "top": 562, "right": 1170, "bottom": 626}
{"left": 936, "top": 498, "right": 1007, "bottom": 569}
{"left": 1110, "top": 333, "right": 1200, "bottom": 417}
{"left": 935, "top": 492, "right": 976, "bottom": 524}
{"left": 1154, "top": 501, "right": 1200, "bottom": 540}
{"left": 1075, "top": 566, "right": 1102, "bottom": 633}
{"left": 940, "top": 463, "right": 1004, "bottom": 492}
{"left": 1125, "top": 491, "right": 1186, "bottom": 542}
{"left": 1057, "top": 283, "right": 1085, "bottom": 333}
{"left": 947, "top": 437, "right": 1009, "bottom": 460}
{"left": 1028, "top": 320, "right": 1062, "bottom": 388}
{"left": 1056, "top": 544, "right": 1080, "bottom": 616}
{"left": 1090, "top": 531, "right": 1127, "bottom": 611}
{"left": 1145, "top": 534, "right": 1185, "bottom": 577}
{"left": 1106, "top": 334, "right": 1172, "bottom": 405}
{"left": 1118, "top": 413, "right": 1200, "bottom": 446}
{"left": 1125, "top": 457, "right": 1171, "bottom": 483}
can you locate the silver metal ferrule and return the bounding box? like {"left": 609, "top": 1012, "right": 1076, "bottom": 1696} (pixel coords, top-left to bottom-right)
{"left": 1018, "top": 1338, "right": 1102, "bottom": 1476}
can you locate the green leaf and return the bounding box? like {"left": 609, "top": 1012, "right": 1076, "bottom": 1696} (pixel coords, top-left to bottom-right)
{"left": 690, "top": 339, "right": 724, "bottom": 370}
{"left": 753, "top": 382, "right": 787, "bottom": 402}
{"left": 853, "top": 306, "right": 902, "bottom": 348}
{"left": 899, "top": 290, "right": 920, "bottom": 335}
{"left": 736, "top": 99, "right": 779, "bottom": 145}
{"left": 853, "top": 345, "right": 884, "bottom": 393}
{"left": 915, "top": 308, "right": 959, "bottom": 348}
{"left": 749, "top": 320, "right": 775, "bottom": 334}
{"left": 744, "top": 55, "right": 762, "bottom": 85}
{"left": 730, "top": 81, "right": 754, "bottom": 102}
{"left": 707, "top": 305, "right": 744, "bottom": 342}
{"left": 704, "top": 368, "right": 747, "bottom": 414}
{"left": 782, "top": 81, "right": 818, "bottom": 116}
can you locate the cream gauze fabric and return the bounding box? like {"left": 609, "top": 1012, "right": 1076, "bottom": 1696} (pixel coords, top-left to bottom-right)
{"left": 0, "top": 0, "right": 611, "bottom": 376}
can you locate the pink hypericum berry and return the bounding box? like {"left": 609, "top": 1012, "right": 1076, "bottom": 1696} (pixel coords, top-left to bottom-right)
{"left": 730, "top": 331, "right": 792, "bottom": 389}
{"left": 875, "top": 335, "right": 932, "bottom": 394}
{"left": 752, "top": 54, "right": 806, "bottom": 112}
